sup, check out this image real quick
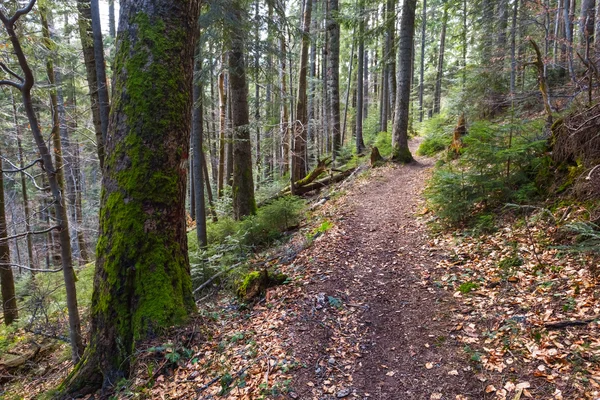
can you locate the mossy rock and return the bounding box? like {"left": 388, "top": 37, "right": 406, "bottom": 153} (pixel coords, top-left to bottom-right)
{"left": 236, "top": 269, "right": 288, "bottom": 301}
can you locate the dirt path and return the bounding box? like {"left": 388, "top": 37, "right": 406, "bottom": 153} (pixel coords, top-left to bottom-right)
{"left": 286, "top": 140, "right": 484, "bottom": 399}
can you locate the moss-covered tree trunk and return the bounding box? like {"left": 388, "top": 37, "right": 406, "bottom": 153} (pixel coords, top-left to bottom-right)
{"left": 229, "top": 0, "right": 257, "bottom": 219}
{"left": 61, "top": 0, "right": 199, "bottom": 395}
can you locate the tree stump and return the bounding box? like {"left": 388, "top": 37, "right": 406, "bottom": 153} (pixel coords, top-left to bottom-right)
{"left": 449, "top": 113, "right": 467, "bottom": 156}
{"left": 370, "top": 146, "right": 384, "bottom": 167}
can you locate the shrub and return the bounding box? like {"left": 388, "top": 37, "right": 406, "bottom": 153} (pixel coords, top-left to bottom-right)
{"left": 417, "top": 113, "right": 453, "bottom": 156}
{"left": 189, "top": 196, "right": 305, "bottom": 291}
{"left": 424, "top": 120, "right": 548, "bottom": 227}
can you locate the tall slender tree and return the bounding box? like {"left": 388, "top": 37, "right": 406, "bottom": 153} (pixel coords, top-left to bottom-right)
{"left": 229, "top": 0, "right": 257, "bottom": 218}
{"left": 292, "top": 0, "right": 313, "bottom": 185}
{"left": 327, "top": 0, "right": 341, "bottom": 160}
{"left": 391, "top": 0, "right": 416, "bottom": 163}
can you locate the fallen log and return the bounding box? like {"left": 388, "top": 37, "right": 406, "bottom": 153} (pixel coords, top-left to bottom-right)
{"left": 294, "top": 157, "right": 332, "bottom": 187}
{"left": 544, "top": 315, "right": 599, "bottom": 330}
{"left": 290, "top": 168, "right": 356, "bottom": 195}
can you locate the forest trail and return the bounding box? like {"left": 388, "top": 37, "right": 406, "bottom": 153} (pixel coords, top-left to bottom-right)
{"left": 286, "top": 139, "right": 482, "bottom": 399}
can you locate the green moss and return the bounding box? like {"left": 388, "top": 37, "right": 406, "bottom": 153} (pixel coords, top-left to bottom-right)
{"left": 236, "top": 270, "right": 287, "bottom": 301}
{"left": 392, "top": 146, "right": 414, "bottom": 163}
{"left": 86, "top": 11, "right": 195, "bottom": 370}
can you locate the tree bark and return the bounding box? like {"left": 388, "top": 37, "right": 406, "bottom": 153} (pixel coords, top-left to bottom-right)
{"left": 109, "top": 0, "right": 116, "bottom": 38}
{"left": 76, "top": 0, "right": 105, "bottom": 167}
{"left": 581, "top": 0, "right": 596, "bottom": 46}
{"left": 433, "top": 1, "right": 447, "bottom": 115}
{"left": 292, "top": 0, "right": 313, "bottom": 186}
{"left": 60, "top": 0, "right": 199, "bottom": 394}
{"left": 11, "top": 93, "right": 35, "bottom": 272}
{"left": 391, "top": 0, "right": 416, "bottom": 163}
{"left": 0, "top": 154, "right": 18, "bottom": 326}
{"left": 217, "top": 53, "right": 227, "bottom": 197}
{"left": 90, "top": 0, "right": 110, "bottom": 149}
{"left": 40, "top": 4, "right": 83, "bottom": 360}
{"left": 327, "top": 0, "right": 341, "bottom": 159}
{"left": 193, "top": 43, "right": 207, "bottom": 247}
{"left": 229, "top": 0, "right": 257, "bottom": 219}
{"left": 280, "top": 29, "right": 290, "bottom": 175}
{"left": 356, "top": 0, "right": 366, "bottom": 154}
{"left": 418, "top": 0, "right": 426, "bottom": 121}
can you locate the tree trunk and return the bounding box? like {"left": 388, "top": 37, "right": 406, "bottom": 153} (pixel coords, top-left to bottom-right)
{"left": 327, "top": 0, "right": 341, "bottom": 160}
{"left": 581, "top": 0, "right": 596, "bottom": 46}
{"left": 510, "top": 0, "right": 520, "bottom": 95}
{"left": 387, "top": 0, "right": 397, "bottom": 119}
{"left": 418, "top": 0, "right": 426, "bottom": 122}
{"left": 11, "top": 93, "right": 35, "bottom": 272}
{"left": 565, "top": 0, "right": 576, "bottom": 78}
{"left": 76, "top": 0, "right": 105, "bottom": 167}
{"left": 193, "top": 43, "right": 207, "bottom": 247}
{"left": 356, "top": 0, "right": 366, "bottom": 153}
{"left": 217, "top": 53, "right": 227, "bottom": 197}
{"left": 229, "top": 0, "right": 257, "bottom": 219}
{"left": 40, "top": 4, "right": 83, "bottom": 361}
{"left": 280, "top": 31, "right": 290, "bottom": 175}
{"left": 60, "top": 0, "right": 199, "bottom": 394}
{"left": 109, "top": 0, "right": 116, "bottom": 38}
{"left": 496, "top": 0, "right": 509, "bottom": 63}
{"left": 91, "top": 0, "right": 110, "bottom": 150}
{"left": 433, "top": 2, "right": 447, "bottom": 115}
{"left": 391, "top": 0, "right": 416, "bottom": 163}
{"left": 307, "top": 0, "right": 318, "bottom": 166}
{"left": 0, "top": 154, "right": 18, "bottom": 326}
{"left": 292, "top": 0, "right": 313, "bottom": 186}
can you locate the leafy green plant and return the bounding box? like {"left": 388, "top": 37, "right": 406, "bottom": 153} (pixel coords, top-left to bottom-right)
{"left": 562, "top": 222, "right": 600, "bottom": 254}
{"left": 417, "top": 114, "right": 453, "bottom": 156}
{"left": 458, "top": 281, "right": 479, "bottom": 294}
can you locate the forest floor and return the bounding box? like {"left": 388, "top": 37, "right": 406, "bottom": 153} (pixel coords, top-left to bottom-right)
{"left": 3, "top": 139, "right": 599, "bottom": 400}
{"left": 131, "top": 139, "right": 598, "bottom": 400}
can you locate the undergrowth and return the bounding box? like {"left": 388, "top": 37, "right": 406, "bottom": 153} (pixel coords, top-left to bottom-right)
{"left": 423, "top": 119, "right": 547, "bottom": 227}
{"left": 189, "top": 196, "right": 305, "bottom": 291}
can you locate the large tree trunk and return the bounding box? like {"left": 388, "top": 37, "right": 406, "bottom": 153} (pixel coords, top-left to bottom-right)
{"left": 0, "top": 154, "right": 17, "bottom": 326}
{"left": 433, "top": 2, "right": 447, "bottom": 115}
{"left": 327, "top": 0, "right": 341, "bottom": 160}
{"left": 60, "top": 0, "right": 199, "bottom": 394}
{"left": 292, "top": 0, "right": 313, "bottom": 186}
{"left": 76, "top": 0, "right": 105, "bottom": 167}
{"left": 391, "top": 0, "right": 416, "bottom": 163}
{"left": 230, "top": 0, "right": 257, "bottom": 219}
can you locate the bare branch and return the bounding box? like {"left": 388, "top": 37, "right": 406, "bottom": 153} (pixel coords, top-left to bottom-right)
{"left": 1, "top": 157, "right": 41, "bottom": 173}
{"left": 0, "top": 225, "right": 60, "bottom": 243}
{"left": 0, "top": 263, "right": 62, "bottom": 273}
{"left": 0, "top": 155, "right": 48, "bottom": 190}
{"left": 0, "top": 61, "right": 24, "bottom": 82}
{"left": 0, "top": 79, "right": 22, "bottom": 90}
{"left": 10, "top": 0, "right": 37, "bottom": 25}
